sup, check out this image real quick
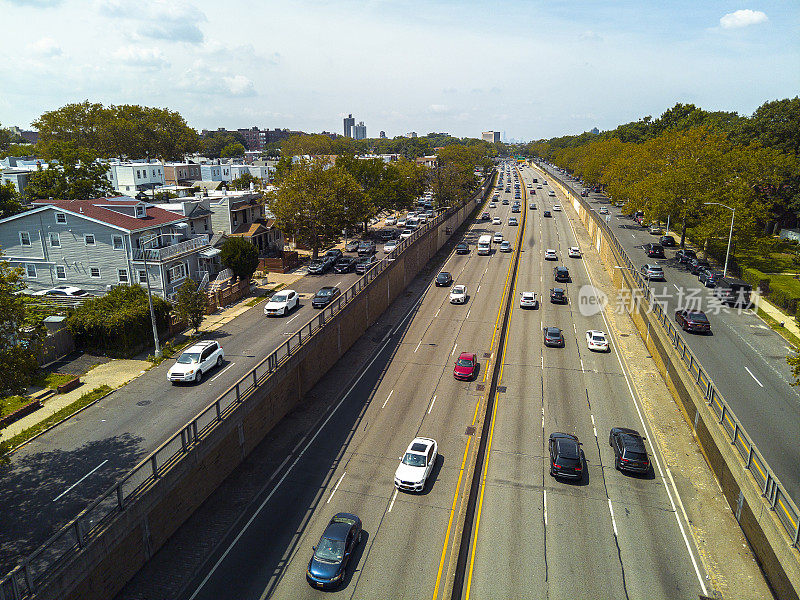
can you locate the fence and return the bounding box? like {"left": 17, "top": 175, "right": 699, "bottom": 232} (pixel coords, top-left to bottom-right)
{"left": 543, "top": 164, "right": 800, "bottom": 552}
{"left": 0, "top": 176, "right": 493, "bottom": 600}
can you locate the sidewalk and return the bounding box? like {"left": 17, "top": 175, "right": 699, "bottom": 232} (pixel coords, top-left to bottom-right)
{"left": 0, "top": 270, "right": 309, "bottom": 447}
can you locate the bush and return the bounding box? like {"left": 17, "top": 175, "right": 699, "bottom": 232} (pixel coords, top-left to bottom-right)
{"left": 67, "top": 285, "right": 171, "bottom": 356}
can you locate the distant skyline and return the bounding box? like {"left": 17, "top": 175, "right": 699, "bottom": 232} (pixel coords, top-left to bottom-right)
{"left": 0, "top": 1, "right": 797, "bottom": 141}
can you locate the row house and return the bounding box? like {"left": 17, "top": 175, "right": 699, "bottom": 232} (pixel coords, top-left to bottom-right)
{"left": 163, "top": 163, "right": 201, "bottom": 186}
{"left": 0, "top": 196, "right": 213, "bottom": 299}
{"left": 207, "top": 191, "right": 283, "bottom": 256}
{"left": 199, "top": 164, "right": 232, "bottom": 182}
{"left": 106, "top": 161, "right": 165, "bottom": 194}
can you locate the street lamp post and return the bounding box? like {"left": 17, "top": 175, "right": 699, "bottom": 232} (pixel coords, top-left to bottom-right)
{"left": 704, "top": 202, "right": 735, "bottom": 277}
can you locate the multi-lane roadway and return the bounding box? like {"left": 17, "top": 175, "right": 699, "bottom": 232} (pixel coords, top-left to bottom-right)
{"left": 181, "top": 165, "right": 708, "bottom": 599}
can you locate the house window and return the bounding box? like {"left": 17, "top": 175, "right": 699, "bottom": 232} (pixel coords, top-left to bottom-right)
{"left": 190, "top": 221, "right": 195, "bottom": 233}
{"left": 136, "top": 205, "right": 146, "bottom": 218}
{"left": 118, "top": 269, "right": 129, "bottom": 283}
{"left": 56, "top": 266, "right": 66, "bottom": 279}
{"left": 19, "top": 231, "right": 31, "bottom": 246}
{"left": 49, "top": 233, "right": 60, "bottom": 247}
{"left": 168, "top": 263, "right": 186, "bottom": 283}
{"left": 232, "top": 213, "right": 238, "bottom": 226}
{"left": 90, "top": 267, "right": 100, "bottom": 278}
{"left": 84, "top": 234, "right": 95, "bottom": 245}
{"left": 55, "top": 212, "right": 67, "bottom": 224}
{"left": 112, "top": 235, "right": 124, "bottom": 250}
{"left": 26, "top": 264, "right": 36, "bottom": 278}
{"left": 138, "top": 269, "right": 147, "bottom": 283}
{"left": 136, "top": 170, "right": 141, "bottom": 178}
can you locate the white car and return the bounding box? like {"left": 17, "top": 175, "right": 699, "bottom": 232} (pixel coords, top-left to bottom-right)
{"left": 397, "top": 217, "right": 407, "bottom": 227}
{"left": 548, "top": 191, "right": 556, "bottom": 197}
{"left": 552, "top": 203, "right": 561, "bottom": 210}
{"left": 399, "top": 229, "right": 413, "bottom": 239}
{"left": 544, "top": 249, "right": 558, "bottom": 260}
{"left": 385, "top": 216, "right": 397, "bottom": 226}
{"left": 489, "top": 202, "right": 497, "bottom": 208}
{"left": 264, "top": 289, "right": 299, "bottom": 316}
{"left": 520, "top": 291, "right": 539, "bottom": 308}
{"left": 492, "top": 217, "right": 502, "bottom": 225}
{"left": 599, "top": 207, "right": 609, "bottom": 215}
{"left": 168, "top": 340, "right": 224, "bottom": 384}
{"left": 34, "top": 285, "right": 91, "bottom": 297}
{"left": 449, "top": 284, "right": 468, "bottom": 304}
{"left": 493, "top": 232, "right": 504, "bottom": 243}
{"left": 384, "top": 240, "right": 399, "bottom": 253}
{"left": 568, "top": 246, "right": 582, "bottom": 258}
{"left": 509, "top": 217, "right": 518, "bottom": 226}
{"left": 586, "top": 330, "right": 610, "bottom": 352}
{"left": 395, "top": 437, "right": 438, "bottom": 492}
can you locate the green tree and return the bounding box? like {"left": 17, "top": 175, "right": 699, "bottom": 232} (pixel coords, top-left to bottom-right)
{"left": 281, "top": 134, "right": 334, "bottom": 157}
{"left": 267, "top": 159, "right": 369, "bottom": 258}
{"left": 173, "top": 278, "right": 207, "bottom": 333}
{"left": 0, "top": 252, "right": 43, "bottom": 396}
{"left": 230, "top": 172, "right": 262, "bottom": 191}
{"left": 740, "top": 97, "right": 800, "bottom": 156}
{"left": 0, "top": 181, "right": 24, "bottom": 218}
{"left": 220, "top": 237, "right": 260, "bottom": 282}
{"left": 220, "top": 142, "right": 246, "bottom": 158}
{"left": 24, "top": 148, "right": 113, "bottom": 200}
{"left": 199, "top": 131, "right": 248, "bottom": 158}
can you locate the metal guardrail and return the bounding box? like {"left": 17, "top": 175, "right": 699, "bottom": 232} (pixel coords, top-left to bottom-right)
{"left": 542, "top": 163, "right": 800, "bottom": 551}
{"left": 131, "top": 234, "right": 210, "bottom": 262}
{"left": 0, "top": 178, "right": 492, "bottom": 600}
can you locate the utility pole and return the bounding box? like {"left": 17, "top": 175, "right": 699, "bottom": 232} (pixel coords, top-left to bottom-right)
{"left": 141, "top": 234, "right": 162, "bottom": 357}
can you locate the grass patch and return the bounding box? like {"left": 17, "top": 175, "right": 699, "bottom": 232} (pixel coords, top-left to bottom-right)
{"left": 0, "top": 396, "right": 30, "bottom": 419}
{"left": 0, "top": 385, "right": 113, "bottom": 453}
{"left": 43, "top": 372, "right": 77, "bottom": 389}
{"left": 757, "top": 307, "right": 800, "bottom": 350}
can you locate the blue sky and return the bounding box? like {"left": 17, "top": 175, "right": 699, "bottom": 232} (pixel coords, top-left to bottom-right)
{"left": 0, "top": 0, "right": 797, "bottom": 140}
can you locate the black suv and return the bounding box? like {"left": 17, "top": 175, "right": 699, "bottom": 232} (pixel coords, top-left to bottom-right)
{"left": 550, "top": 287, "right": 567, "bottom": 304}
{"left": 660, "top": 235, "right": 676, "bottom": 247}
{"left": 553, "top": 266, "right": 570, "bottom": 282}
{"left": 609, "top": 427, "right": 650, "bottom": 474}
{"left": 549, "top": 433, "right": 583, "bottom": 479}
{"left": 333, "top": 256, "right": 357, "bottom": 273}
{"left": 644, "top": 243, "right": 665, "bottom": 258}
{"left": 435, "top": 271, "right": 453, "bottom": 286}
{"left": 312, "top": 286, "right": 341, "bottom": 308}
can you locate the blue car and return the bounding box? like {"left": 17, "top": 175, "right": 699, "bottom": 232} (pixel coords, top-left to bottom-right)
{"left": 306, "top": 513, "right": 363, "bottom": 589}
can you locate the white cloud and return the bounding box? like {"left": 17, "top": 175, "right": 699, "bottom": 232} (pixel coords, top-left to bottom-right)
{"left": 97, "top": 0, "right": 207, "bottom": 43}
{"left": 28, "top": 37, "right": 62, "bottom": 57}
{"left": 113, "top": 45, "right": 169, "bottom": 69}
{"left": 720, "top": 9, "right": 768, "bottom": 29}
{"left": 224, "top": 74, "right": 256, "bottom": 96}
{"left": 428, "top": 104, "right": 449, "bottom": 113}
{"left": 5, "top": 0, "right": 61, "bottom": 6}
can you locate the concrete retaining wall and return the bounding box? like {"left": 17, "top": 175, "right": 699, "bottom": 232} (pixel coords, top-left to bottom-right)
{"left": 550, "top": 168, "right": 800, "bottom": 600}
{"left": 35, "top": 182, "right": 491, "bottom": 600}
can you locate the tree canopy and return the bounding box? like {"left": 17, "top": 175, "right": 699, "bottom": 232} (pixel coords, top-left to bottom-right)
{"left": 220, "top": 236, "right": 260, "bottom": 281}
{"left": 24, "top": 147, "right": 114, "bottom": 200}
{"left": 0, "top": 181, "right": 24, "bottom": 219}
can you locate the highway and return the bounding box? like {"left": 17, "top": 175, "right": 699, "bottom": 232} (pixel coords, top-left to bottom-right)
{"left": 538, "top": 161, "right": 800, "bottom": 503}
{"left": 0, "top": 263, "right": 365, "bottom": 574}
{"left": 181, "top": 165, "right": 707, "bottom": 599}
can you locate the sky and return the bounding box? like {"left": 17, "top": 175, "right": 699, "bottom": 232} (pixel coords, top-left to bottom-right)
{"left": 0, "top": 0, "right": 797, "bottom": 141}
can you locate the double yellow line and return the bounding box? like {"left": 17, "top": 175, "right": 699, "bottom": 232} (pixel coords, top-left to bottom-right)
{"left": 431, "top": 165, "right": 527, "bottom": 600}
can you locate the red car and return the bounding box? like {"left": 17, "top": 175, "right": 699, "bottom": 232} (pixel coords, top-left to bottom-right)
{"left": 453, "top": 352, "right": 477, "bottom": 381}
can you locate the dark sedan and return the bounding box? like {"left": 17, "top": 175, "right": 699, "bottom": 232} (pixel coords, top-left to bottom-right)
{"left": 308, "top": 256, "right": 334, "bottom": 274}
{"left": 609, "top": 427, "right": 650, "bottom": 474}
{"left": 675, "top": 309, "right": 711, "bottom": 333}
{"left": 307, "top": 513, "right": 363, "bottom": 589}
{"left": 355, "top": 255, "right": 379, "bottom": 274}
{"left": 688, "top": 257, "right": 710, "bottom": 275}
{"left": 699, "top": 269, "right": 723, "bottom": 287}
{"left": 456, "top": 242, "right": 470, "bottom": 255}
{"left": 435, "top": 271, "right": 453, "bottom": 286}
{"left": 660, "top": 235, "right": 676, "bottom": 247}
{"left": 344, "top": 240, "right": 360, "bottom": 252}
{"left": 550, "top": 287, "right": 567, "bottom": 304}
{"left": 644, "top": 243, "right": 665, "bottom": 258}
{"left": 675, "top": 248, "right": 697, "bottom": 264}
{"left": 543, "top": 326, "right": 564, "bottom": 347}
{"left": 549, "top": 433, "right": 583, "bottom": 479}
{"left": 333, "top": 256, "right": 357, "bottom": 273}
{"left": 543, "top": 210, "right": 552, "bottom": 218}
{"left": 553, "top": 266, "right": 570, "bottom": 282}
{"left": 312, "top": 286, "right": 341, "bottom": 308}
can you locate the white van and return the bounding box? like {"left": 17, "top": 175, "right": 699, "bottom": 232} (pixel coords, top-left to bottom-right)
{"left": 477, "top": 234, "right": 492, "bottom": 255}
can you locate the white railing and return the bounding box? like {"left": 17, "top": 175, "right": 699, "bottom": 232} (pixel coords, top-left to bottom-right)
{"left": 131, "top": 235, "right": 210, "bottom": 262}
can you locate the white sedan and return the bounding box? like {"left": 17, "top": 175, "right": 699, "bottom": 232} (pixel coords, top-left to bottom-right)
{"left": 399, "top": 229, "right": 413, "bottom": 239}
{"left": 384, "top": 240, "right": 399, "bottom": 253}
{"left": 489, "top": 202, "right": 497, "bottom": 208}
{"left": 568, "top": 246, "right": 582, "bottom": 258}
{"left": 519, "top": 291, "right": 539, "bottom": 309}
{"left": 264, "top": 289, "right": 299, "bottom": 316}
{"left": 586, "top": 330, "right": 610, "bottom": 352}
{"left": 599, "top": 207, "right": 609, "bottom": 215}
{"left": 394, "top": 437, "right": 438, "bottom": 492}
{"left": 385, "top": 216, "right": 397, "bottom": 226}
{"left": 493, "top": 232, "right": 504, "bottom": 243}
{"left": 449, "top": 285, "right": 468, "bottom": 304}
{"left": 492, "top": 217, "right": 502, "bottom": 225}
{"left": 552, "top": 202, "right": 561, "bottom": 210}
{"left": 544, "top": 249, "right": 558, "bottom": 260}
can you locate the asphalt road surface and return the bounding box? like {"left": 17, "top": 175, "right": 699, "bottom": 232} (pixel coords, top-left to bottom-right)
{"left": 182, "top": 166, "right": 707, "bottom": 600}
{"left": 538, "top": 161, "right": 800, "bottom": 503}
{"left": 0, "top": 263, "right": 366, "bottom": 574}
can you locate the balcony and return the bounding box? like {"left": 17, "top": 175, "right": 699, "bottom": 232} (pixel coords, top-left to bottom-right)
{"left": 131, "top": 234, "right": 210, "bottom": 262}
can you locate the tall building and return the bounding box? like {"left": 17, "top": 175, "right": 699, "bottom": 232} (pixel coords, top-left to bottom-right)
{"left": 405, "top": 131, "right": 417, "bottom": 138}
{"left": 379, "top": 131, "right": 386, "bottom": 139}
{"left": 343, "top": 114, "right": 355, "bottom": 138}
{"left": 482, "top": 131, "right": 500, "bottom": 143}
{"left": 353, "top": 121, "right": 367, "bottom": 140}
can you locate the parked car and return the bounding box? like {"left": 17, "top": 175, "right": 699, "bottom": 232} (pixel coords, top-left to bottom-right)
{"left": 543, "top": 326, "right": 565, "bottom": 347}
{"left": 698, "top": 269, "right": 723, "bottom": 287}
{"left": 308, "top": 256, "right": 335, "bottom": 274}
{"left": 649, "top": 224, "right": 663, "bottom": 235}
{"left": 675, "top": 248, "right": 697, "bottom": 264}
{"left": 586, "top": 330, "right": 610, "bottom": 352}
{"left": 568, "top": 246, "right": 581, "bottom": 258}
{"left": 549, "top": 432, "right": 582, "bottom": 479}
{"left": 553, "top": 266, "right": 570, "bottom": 282}
{"left": 519, "top": 291, "right": 539, "bottom": 309}
{"left": 384, "top": 239, "right": 400, "bottom": 253}
{"left": 609, "top": 428, "right": 650, "bottom": 474}
{"left": 644, "top": 243, "right": 665, "bottom": 258}
{"left": 453, "top": 352, "right": 478, "bottom": 380}
{"left": 675, "top": 309, "right": 711, "bottom": 333}
{"left": 435, "top": 271, "right": 453, "bottom": 286}
{"left": 660, "top": 235, "right": 676, "bottom": 247}
{"left": 714, "top": 278, "right": 752, "bottom": 306}
{"left": 550, "top": 287, "right": 567, "bottom": 304}
{"left": 344, "top": 240, "right": 360, "bottom": 252}
{"left": 333, "top": 256, "right": 357, "bottom": 273}
{"left": 167, "top": 340, "right": 224, "bottom": 384}
{"left": 449, "top": 284, "right": 468, "bottom": 304}
{"left": 688, "top": 257, "right": 710, "bottom": 275}
{"left": 325, "top": 248, "right": 343, "bottom": 262}
{"left": 641, "top": 264, "right": 665, "bottom": 281}
{"left": 310, "top": 284, "right": 342, "bottom": 307}
{"left": 36, "top": 285, "right": 90, "bottom": 297}
{"left": 355, "top": 255, "right": 379, "bottom": 274}
{"left": 306, "top": 513, "right": 363, "bottom": 589}
{"left": 358, "top": 241, "right": 376, "bottom": 256}
{"left": 399, "top": 229, "right": 413, "bottom": 240}
{"left": 384, "top": 216, "right": 397, "bottom": 226}
{"left": 455, "top": 242, "right": 470, "bottom": 255}
{"left": 394, "top": 437, "right": 438, "bottom": 492}
{"left": 599, "top": 206, "right": 609, "bottom": 215}
{"left": 264, "top": 289, "right": 299, "bottom": 316}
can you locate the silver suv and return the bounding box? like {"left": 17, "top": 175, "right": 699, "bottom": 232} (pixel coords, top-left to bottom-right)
{"left": 167, "top": 340, "right": 224, "bottom": 384}
{"left": 641, "top": 264, "right": 665, "bottom": 281}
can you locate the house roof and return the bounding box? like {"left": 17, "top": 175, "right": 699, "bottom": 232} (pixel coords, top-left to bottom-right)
{"left": 231, "top": 221, "right": 267, "bottom": 237}
{"left": 31, "top": 196, "right": 187, "bottom": 233}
